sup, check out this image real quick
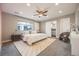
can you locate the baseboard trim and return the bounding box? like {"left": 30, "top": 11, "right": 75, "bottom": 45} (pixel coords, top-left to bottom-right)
{"left": 2, "top": 40, "right": 12, "bottom": 44}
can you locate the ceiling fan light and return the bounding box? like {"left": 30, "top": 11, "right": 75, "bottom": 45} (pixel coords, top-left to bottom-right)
{"left": 39, "top": 14, "right": 43, "bottom": 16}
{"left": 26, "top": 3, "right": 31, "bottom": 6}
{"left": 55, "top": 3, "right": 59, "bottom": 5}
{"left": 58, "top": 10, "right": 62, "bottom": 13}
{"left": 14, "top": 11, "right": 23, "bottom": 14}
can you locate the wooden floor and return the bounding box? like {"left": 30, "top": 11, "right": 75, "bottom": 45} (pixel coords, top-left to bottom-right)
{"left": 14, "top": 37, "right": 56, "bottom": 56}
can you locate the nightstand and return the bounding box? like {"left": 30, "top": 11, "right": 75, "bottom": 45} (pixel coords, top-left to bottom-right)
{"left": 11, "top": 34, "right": 22, "bottom": 41}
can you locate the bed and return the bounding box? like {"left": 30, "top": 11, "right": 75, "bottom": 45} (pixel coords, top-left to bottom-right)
{"left": 22, "top": 33, "right": 48, "bottom": 45}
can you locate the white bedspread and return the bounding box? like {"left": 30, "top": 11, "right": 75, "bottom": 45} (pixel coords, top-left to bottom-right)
{"left": 22, "top": 33, "right": 48, "bottom": 45}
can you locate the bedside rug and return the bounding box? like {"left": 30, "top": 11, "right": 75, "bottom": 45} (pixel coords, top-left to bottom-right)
{"left": 14, "top": 38, "right": 56, "bottom": 56}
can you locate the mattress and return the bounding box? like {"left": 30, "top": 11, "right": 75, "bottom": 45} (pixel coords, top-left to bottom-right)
{"left": 22, "top": 33, "right": 48, "bottom": 45}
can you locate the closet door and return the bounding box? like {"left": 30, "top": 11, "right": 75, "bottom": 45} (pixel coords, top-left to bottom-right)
{"left": 45, "top": 22, "right": 51, "bottom": 37}
{"left": 60, "top": 18, "right": 70, "bottom": 34}
{"left": 34, "top": 22, "right": 39, "bottom": 32}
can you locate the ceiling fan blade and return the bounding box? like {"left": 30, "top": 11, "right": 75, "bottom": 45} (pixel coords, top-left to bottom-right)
{"left": 36, "top": 10, "right": 41, "bottom": 13}
{"left": 44, "top": 15, "right": 47, "bottom": 16}
{"left": 33, "top": 14, "right": 38, "bottom": 16}
{"left": 43, "top": 14, "right": 47, "bottom": 16}
{"left": 43, "top": 10, "right": 48, "bottom": 13}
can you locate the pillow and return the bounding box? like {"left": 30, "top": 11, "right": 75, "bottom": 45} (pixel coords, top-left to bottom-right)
{"left": 31, "top": 31, "right": 37, "bottom": 34}
{"left": 15, "top": 31, "right": 23, "bottom": 35}
{"left": 24, "top": 31, "right": 29, "bottom": 34}
{"left": 21, "top": 31, "right": 29, "bottom": 37}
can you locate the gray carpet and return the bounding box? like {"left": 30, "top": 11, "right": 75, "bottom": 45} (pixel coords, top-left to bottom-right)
{"left": 38, "top": 40, "right": 71, "bottom": 56}
{"left": 1, "top": 42, "right": 21, "bottom": 56}
{"left": 1, "top": 39, "right": 71, "bottom": 56}
{"left": 0, "top": 48, "right": 1, "bottom": 56}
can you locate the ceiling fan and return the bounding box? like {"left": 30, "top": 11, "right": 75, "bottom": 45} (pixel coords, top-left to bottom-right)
{"left": 33, "top": 7, "right": 48, "bottom": 18}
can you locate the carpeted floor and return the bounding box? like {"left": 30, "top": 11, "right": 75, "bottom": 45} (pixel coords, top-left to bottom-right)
{"left": 1, "top": 42, "right": 21, "bottom": 56}
{"left": 38, "top": 39, "right": 71, "bottom": 56}
{"left": 1, "top": 39, "right": 71, "bottom": 56}
{"left": 14, "top": 38, "right": 56, "bottom": 56}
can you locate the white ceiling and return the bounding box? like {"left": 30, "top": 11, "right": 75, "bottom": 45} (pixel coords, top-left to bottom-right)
{"left": 1, "top": 3, "right": 78, "bottom": 22}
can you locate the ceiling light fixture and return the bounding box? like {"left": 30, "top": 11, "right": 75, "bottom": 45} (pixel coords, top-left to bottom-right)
{"left": 58, "top": 10, "right": 62, "bottom": 13}
{"left": 14, "top": 11, "right": 23, "bottom": 14}
{"left": 26, "top": 3, "right": 31, "bottom": 6}
{"left": 33, "top": 7, "right": 48, "bottom": 18}
{"left": 55, "top": 3, "right": 59, "bottom": 5}
{"left": 19, "top": 12, "right": 23, "bottom": 14}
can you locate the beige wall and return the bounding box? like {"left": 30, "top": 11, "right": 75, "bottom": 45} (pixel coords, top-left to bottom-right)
{"left": 70, "top": 14, "right": 75, "bottom": 25}
{"left": 39, "top": 22, "right": 46, "bottom": 33}
{"left": 2, "top": 12, "right": 39, "bottom": 41}
{"left": 57, "top": 14, "right": 75, "bottom": 37}
{"left": 2, "top": 12, "right": 76, "bottom": 41}
{"left": 75, "top": 6, "right": 79, "bottom": 26}
{"left": 34, "top": 22, "right": 40, "bottom": 32}
{"left": 0, "top": 7, "right": 2, "bottom": 55}
{"left": 40, "top": 14, "right": 75, "bottom": 38}
{"left": 70, "top": 6, "right": 79, "bottom": 56}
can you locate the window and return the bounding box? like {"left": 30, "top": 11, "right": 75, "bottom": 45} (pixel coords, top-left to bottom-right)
{"left": 17, "top": 22, "right": 33, "bottom": 31}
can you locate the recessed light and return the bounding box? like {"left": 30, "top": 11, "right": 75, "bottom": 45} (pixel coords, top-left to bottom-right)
{"left": 19, "top": 12, "right": 23, "bottom": 14}
{"left": 26, "top": 3, "right": 31, "bottom": 6}
{"left": 55, "top": 3, "right": 59, "bottom": 5}
{"left": 58, "top": 10, "right": 62, "bottom": 13}
{"left": 14, "top": 11, "right": 23, "bottom": 14}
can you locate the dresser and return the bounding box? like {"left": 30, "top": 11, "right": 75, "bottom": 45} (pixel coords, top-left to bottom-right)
{"left": 70, "top": 31, "right": 79, "bottom": 55}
